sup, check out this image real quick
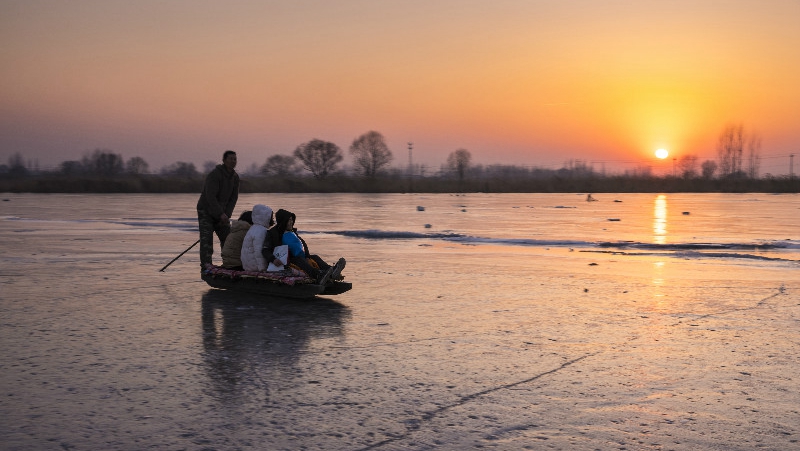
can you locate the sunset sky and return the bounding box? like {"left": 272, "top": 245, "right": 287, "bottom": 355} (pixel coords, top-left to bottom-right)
{"left": 2, "top": 0, "right": 799, "bottom": 175}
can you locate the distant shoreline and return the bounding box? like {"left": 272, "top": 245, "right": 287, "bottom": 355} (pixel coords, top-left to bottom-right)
{"left": 1, "top": 173, "right": 797, "bottom": 194}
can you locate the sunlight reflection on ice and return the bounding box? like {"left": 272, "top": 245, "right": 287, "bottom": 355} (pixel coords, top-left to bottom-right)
{"left": 652, "top": 260, "right": 665, "bottom": 298}
{"left": 653, "top": 194, "right": 668, "bottom": 244}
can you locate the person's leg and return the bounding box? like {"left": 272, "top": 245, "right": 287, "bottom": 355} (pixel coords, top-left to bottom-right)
{"left": 289, "top": 255, "right": 321, "bottom": 279}
{"left": 308, "top": 255, "right": 330, "bottom": 270}
{"left": 197, "top": 209, "right": 216, "bottom": 268}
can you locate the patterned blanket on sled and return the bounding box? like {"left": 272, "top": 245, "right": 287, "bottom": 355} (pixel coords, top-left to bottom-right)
{"left": 202, "top": 264, "right": 314, "bottom": 286}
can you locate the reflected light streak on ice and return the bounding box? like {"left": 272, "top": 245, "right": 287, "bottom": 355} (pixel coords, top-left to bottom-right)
{"left": 653, "top": 194, "right": 668, "bottom": 244}
{"left": 652, "top": 260, "right": 666, "bottom": 299}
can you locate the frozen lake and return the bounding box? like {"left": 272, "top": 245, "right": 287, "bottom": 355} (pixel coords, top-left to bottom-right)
{"left": 1, "top": 192, "right": 798, "bottom": 450}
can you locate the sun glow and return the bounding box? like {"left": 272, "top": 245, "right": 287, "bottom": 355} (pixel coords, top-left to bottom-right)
{"left": 655, "top": 148, "right": 669, "bottom": 159}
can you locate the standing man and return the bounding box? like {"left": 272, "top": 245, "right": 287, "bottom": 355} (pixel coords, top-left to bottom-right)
{"left": 197, "top": 150, "right": 239, "bottom": 269}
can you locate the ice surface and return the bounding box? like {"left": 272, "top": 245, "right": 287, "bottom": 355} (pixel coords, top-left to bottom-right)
{"left": 1, "top": 193, "right": 798, "bottom": 450}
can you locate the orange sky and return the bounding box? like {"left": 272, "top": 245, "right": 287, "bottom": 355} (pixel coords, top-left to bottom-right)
{"left": 1, "top": 0, "right": 799, "bottom": 175}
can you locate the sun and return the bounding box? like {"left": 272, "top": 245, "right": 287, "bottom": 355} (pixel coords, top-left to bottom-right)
{"left": 655, "top": 148, "right": 669, "bottom": 159}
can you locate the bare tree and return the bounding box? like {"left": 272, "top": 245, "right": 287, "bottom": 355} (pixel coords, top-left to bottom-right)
{"left": 678, "top": 154, "right": 698, "bottom": 178}
{"left": 349, "top": 131, "right": 393, "bottom": 177}
{"left": 446, "top": 148, "right": 472, "bottom": 182}
{"left": 293, "top": 139, "right": 343, "bottom": 179}
{"left": 717, "top": 124, "right": 763, "bottom": 179}
{"left": 746, "top": 133, "right": 762, "bottom": 179}
{"left": 161, "top": 161, "right": 199, "bottom": 177}
{"left": 243, "top": 163, "right": 261, "bottom": 176}
{"left": 717, "top": 124, "right": 745, "bottom": 178}
{"left": 82, "top": 149, "right": 124, "bottom": 176}
{"left": 560, "top": 159, "right": 594, "bottom": 177}
{"left": 59, "top": 160, "right": 84, "bottom": 175}
{"left": 7, "top": 152, "right": 28, "bottom": 176}
{"left": 701, "top": 160, "right": 718, "bottom": 179}
{"left": 126, "top": 156, "right": 149, "bottom": 174}
{"left": 261, "top": 154, "right": 299, "bottom": 177}
{"left": 628, "top": 165, "right": 653, "bottom": 178}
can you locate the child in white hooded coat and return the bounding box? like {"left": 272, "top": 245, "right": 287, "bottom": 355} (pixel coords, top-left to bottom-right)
{"left": 240, "top": 204, "right": 274, "bottom": 271}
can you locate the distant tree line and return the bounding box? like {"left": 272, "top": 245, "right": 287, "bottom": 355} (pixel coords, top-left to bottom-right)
{"left": 1, "top": 128, "right": 797, "bottom": 193}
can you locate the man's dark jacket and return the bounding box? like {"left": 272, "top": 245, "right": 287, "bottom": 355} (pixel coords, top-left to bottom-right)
{"left": 196, "top": 164, "right": 239, "bottom": 221}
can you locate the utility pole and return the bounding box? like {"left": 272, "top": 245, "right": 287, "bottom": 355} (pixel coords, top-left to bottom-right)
{"left": 408, "top": 142, "right": 413, "bottom": 174}
{"left": 407, "top": 142, "right": 414, "bottom": 192}
{"left": 790, "top": 153, "right": 795, "bottom": 179}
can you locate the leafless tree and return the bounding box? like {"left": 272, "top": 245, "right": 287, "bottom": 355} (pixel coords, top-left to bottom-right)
{"left": 560, "top": 159, "right": 594, "bottom": 177}
{"left": 126, "top": 156, "right": 149, "bottom": 174}
{"left": 627, "top": 165, "right": 653, "bottom": 178}
{"left": 161, "top": 161, "right": 199, "bottom": 177}
{"left": 701, "top": 160, "right": 718, "bottom": 179}
{"left": 447, "top": 148, "right": 472, "bottom": 182}
{"left": 678, "top": 154, "right": 698, "bottom": 178}
{"left": 717, "top": 123, "right": 763, "bottom": 179}
{"left": 82, "top": 149, "right": 124, "bottom": 176}
{"left": 349, "top": 131, "right": 393, "bottom": 177}
{"left": 243, "top": 163, "right": 261, "bottom": 176}
{"left": 7, "top": 152, "right": 28, "bottom": 176}
{"left": 746, "top": 133, "right": 762, "bottom": 179}
{"left": 59, "top": 160, "right": 84, "bottom": 175}
{"left": 293, "top": 139, "right": 343, "bottom": 179}
{"left": 717, "top": 124, "right": 745, "bottom": 178}
{"left": 261, "top": 154, "right": 299, "bottom": 177}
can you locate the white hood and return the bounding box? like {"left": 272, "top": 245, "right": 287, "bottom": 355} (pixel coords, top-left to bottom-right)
{"left": 251, "top": 204, "right": 273, "bottom": 228}
{"left": 240, "top": 204, "right": 273, "bottom": 271}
